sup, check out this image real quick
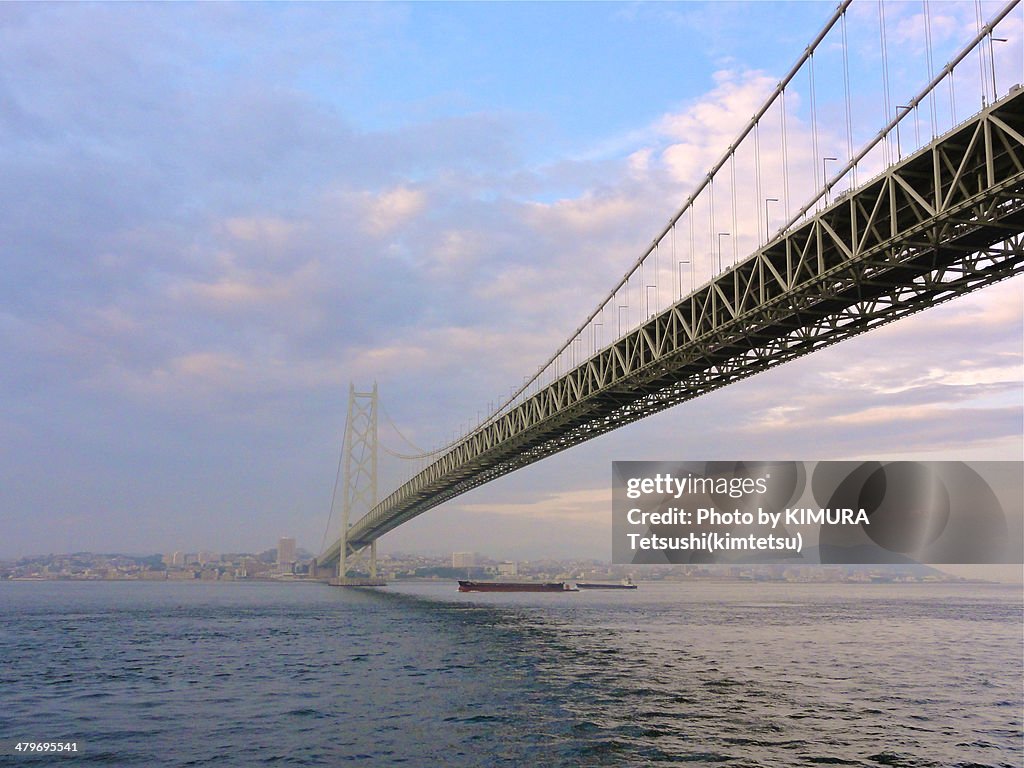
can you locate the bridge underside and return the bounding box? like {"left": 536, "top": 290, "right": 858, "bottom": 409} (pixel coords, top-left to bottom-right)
{"left": 320, "top": 88, "right": 1024, "bottom": 567}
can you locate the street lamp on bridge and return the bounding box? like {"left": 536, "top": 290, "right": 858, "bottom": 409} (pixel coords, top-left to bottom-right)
{"left": 990, "top": 37, "right": 1008, "bottom": 102}
{"left": 895, "top": 105, "right": 911, "bottom": 160}
{"left": 764, "top": 198, "right": 778, "bottom": 244}
{"left": 678, "top": 259, "right": 690, "bottom": 298}
{"left": 822, "top": 157, "right": 837, "bottom": 204}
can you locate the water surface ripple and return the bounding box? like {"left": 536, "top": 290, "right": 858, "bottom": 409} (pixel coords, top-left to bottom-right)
{"left": 1, "top": 581, "right": 1020, "bottom": 767}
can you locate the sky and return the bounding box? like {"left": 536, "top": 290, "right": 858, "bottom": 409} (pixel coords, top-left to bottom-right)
{"left": 2, "top": 1, "right": 1022, "bottom": 563}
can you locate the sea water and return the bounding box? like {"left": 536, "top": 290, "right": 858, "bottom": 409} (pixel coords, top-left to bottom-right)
{"left": 1, "top": 580, "right": 1020, "bottom": 767}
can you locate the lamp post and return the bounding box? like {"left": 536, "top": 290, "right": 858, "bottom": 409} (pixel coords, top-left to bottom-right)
{"left": 764, "top": 198, "right": 778, "bottom": 244}
{"left": 822, "top": 157, "right": 837, "bottom": 203}
{"left": 991, "top": 37, "right": 1007, "bottom": 101}
{"left": 895, "top": 105, "right": 911, "bottom": 160}
{"left": 678, "top": 259, "right": 690, "bottom": 298}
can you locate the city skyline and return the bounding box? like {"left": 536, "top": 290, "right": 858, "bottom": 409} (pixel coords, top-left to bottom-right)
{"left": 5, "top": 546, "right": 1004, "bottom": 584}
{"left": 2, "top": 2, "right": 1022, "bottom": 561}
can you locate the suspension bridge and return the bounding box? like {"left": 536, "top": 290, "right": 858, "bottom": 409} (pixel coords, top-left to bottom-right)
{"left": 316, "top": 0, "right": 1024, "bottom": 584}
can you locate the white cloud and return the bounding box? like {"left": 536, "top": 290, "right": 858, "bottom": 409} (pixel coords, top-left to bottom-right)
{"left": 425, "top": 229, "right": 481, "bottom": 274}
{"left": 627, "top": 147, "right": 653, "bottom": 177}
{"left": 363, "top": 186, "right": 427, "bottom": 236}
{"left": 169, "top": 258, "right": 322, "bottom": 311}
{"left": 458, "top": 486, "right": 609, "bottom": 523}
{"left": 525, "top": 192, "right": 642, "bottom": 235}
{"left": 222, "top": 215, "right": 302, "bottom": 243}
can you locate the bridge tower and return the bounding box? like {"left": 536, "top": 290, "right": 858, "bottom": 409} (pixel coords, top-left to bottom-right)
{"left": 330, "top": 383, "right": 385, "bottom": 586}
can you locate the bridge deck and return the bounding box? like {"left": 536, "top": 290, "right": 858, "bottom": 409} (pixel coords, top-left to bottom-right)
{"left": 321, "top": 87, "right": 1024, "bottom": 565}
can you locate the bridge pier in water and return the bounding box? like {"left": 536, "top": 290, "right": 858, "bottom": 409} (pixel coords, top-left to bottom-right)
{"left": 330, "top": 539, "right": 385, "bottom": 587}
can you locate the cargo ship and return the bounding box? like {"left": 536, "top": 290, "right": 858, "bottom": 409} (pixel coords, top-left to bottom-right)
{"left": 576, "top": 579, "right": 637, "bottom": 590}
{"left": 458, "top": 580, "right": 576, "bottom": 593}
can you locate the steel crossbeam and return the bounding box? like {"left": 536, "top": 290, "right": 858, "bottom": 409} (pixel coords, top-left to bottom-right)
{"left": 320, "top": 87, "right": 1024, "bottom": 565}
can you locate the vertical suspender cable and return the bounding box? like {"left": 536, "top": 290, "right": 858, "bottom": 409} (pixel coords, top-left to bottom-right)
{"left": 879, "top": 0, "right": 892, "bottom": 166}
{"left": 655, "top": 240, "right": 660, "bottom": 311}
{"left": 842, "top": 12, "right": 856, "bottom": 187}
{"left": 810, "top": 52, "right": 821, "bottom": 205}
{"left": 754, "top": 120, "right": 763, "bottom": 247}
{"left": 924, "top": 0, "right": 938, "bottom": 137}
{"left": 975, "top": 0, "right": 989, "bottom": 106}
{"left": 950, "top": 63, "right": 957, "bottom": 124}
{"left": 672, "top": 224, "right": 678, "bottom": 300}
{"left": 689, "top": 208, "right": 695, "bottom": 292}
{"left": 640, "top": 251, "right": 645, "bottom": 317}
{"left": 781, "top": 89, "right": 791, "bottom": 221}
{"left": 708, "top": 178, "right": 716, "bottom": 274}
{"left": 730, "top": 153, "right": 738, "bottom": 265}
{"left": 988, "top": 28, "right": 997, "bottom": 103}
{"left": 322, "top": 408, "right": 351, "bottom": 555}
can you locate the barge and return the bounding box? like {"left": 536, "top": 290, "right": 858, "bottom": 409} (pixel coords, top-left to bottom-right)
{"left": 576, "top": 579, "right": 637, "bottom": 590}
{"left": 457, "top": 580, "right": 576, "bottom": 593}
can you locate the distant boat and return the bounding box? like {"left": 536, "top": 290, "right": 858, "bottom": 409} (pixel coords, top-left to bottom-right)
{"left": 458, "top": 580, "right": 577, "bottom": 592}
{"left": 576, "top": 578, "right": 638, "bottom": 590}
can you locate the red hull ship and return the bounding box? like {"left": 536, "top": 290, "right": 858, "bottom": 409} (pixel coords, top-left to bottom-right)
{"left": 458, "top": 580, "right": 575, "bottom": 593}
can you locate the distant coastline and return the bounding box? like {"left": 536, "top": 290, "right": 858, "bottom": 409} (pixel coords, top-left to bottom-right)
{"left": 1, "top": 551, "right": 1002, "bottom": 584}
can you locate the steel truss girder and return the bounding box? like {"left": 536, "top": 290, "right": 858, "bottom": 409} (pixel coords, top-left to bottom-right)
{"left": 328, "top": 87, "right": 1024, "bottom": 555}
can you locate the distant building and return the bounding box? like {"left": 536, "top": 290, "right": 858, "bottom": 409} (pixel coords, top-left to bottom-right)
{"left": 198, "top": 551, "right": 217, "bottom": 565}
{"left": 452, "top": 552, "right": 476, "bottom": 568}
{"left": 171, "top": 551, "right": 185, "bottom": 567}
{"left": 498, "top": 561, "right": 518, "bottom": 577}
{"left": 240, "top": 556, "right": 270, "bottom": 578}
{"left": 278, "top": 537, "right": 297, "bottom": 572}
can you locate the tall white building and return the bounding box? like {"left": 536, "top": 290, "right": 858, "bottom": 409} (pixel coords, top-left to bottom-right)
{"left": 277, "top": 537, "right": 297, "bottom": 571}
{"left": 452, "top": 552, "right": 476, "bottom": 568}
